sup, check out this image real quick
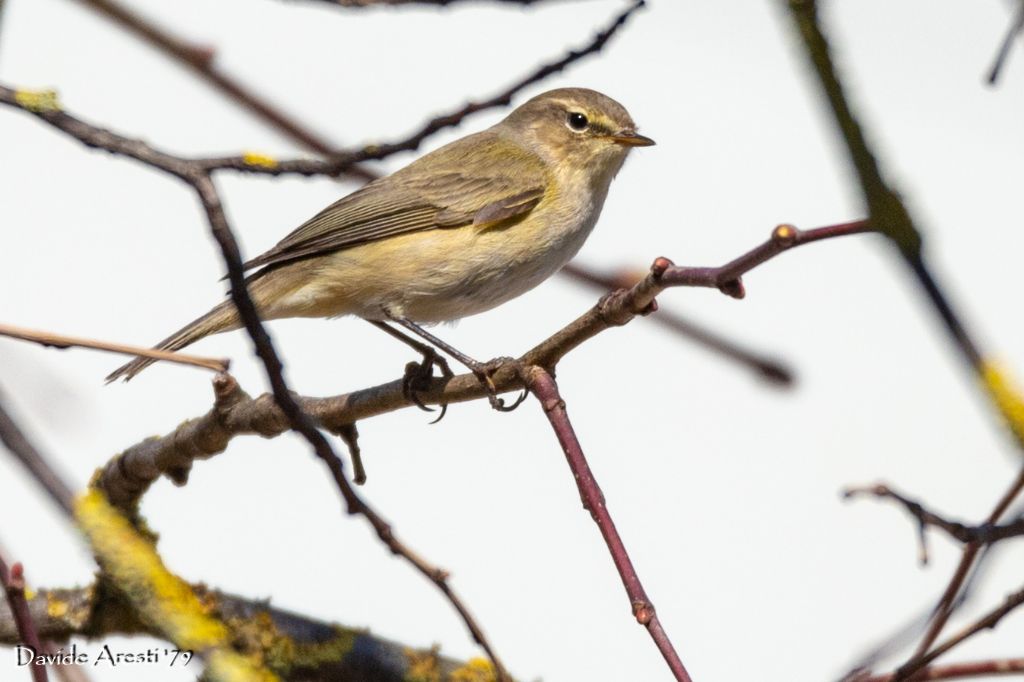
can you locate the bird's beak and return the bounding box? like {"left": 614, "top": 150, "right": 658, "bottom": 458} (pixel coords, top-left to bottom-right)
{"left": 608, "top": 130, "right": 656, "bottom": 147}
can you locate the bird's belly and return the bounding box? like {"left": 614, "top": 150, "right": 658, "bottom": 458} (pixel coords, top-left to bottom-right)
{"left": 297, "top": 202, "right": 599, "bottom": 323}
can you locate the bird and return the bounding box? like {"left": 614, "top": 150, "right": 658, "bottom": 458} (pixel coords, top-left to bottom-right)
{"left": 106, "top": 87, "right": 654, "bottom": 384}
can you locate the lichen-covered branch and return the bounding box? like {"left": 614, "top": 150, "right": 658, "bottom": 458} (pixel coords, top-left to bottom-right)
{"left": 0, "top": 582, "right": 496, "bottom": 682}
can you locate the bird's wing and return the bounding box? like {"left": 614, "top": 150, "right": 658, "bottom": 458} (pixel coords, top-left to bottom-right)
{"left": 241, "top": 132, "right": 549, "bottom": 273}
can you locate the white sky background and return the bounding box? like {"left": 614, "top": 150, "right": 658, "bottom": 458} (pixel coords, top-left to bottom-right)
{"left": 1, "top": 0, "right": 1023, "bottom": 680}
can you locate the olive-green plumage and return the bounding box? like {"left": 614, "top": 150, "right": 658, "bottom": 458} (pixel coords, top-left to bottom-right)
{"left": 107, "top": 87, "right": 653, "bottom": 382}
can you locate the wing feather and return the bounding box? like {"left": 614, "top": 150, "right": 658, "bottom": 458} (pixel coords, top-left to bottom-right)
{"left": 241, "top": 131, "right": 549, "bottom": 274}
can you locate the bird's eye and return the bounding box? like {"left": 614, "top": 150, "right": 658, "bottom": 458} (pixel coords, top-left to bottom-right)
{"left": 567, "top": 112, "right": 589, "bottom": 132}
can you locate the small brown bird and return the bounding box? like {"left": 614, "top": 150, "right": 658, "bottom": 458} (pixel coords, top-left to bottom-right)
{"left": 108, "top": 87, "right": 653, "bottom": 382}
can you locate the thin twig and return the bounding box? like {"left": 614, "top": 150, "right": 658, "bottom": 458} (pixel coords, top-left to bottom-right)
{"left": 845, "top": 483, "right": 1024, "bottom": 550}
{"left": 893, "top": 586, "right": 1024, "bottom": 679}
{"left": 0, "top": 322, "right": 228, "bottom": 375}
{"left": 518, "top": 365, "right": 692, "bottom": 682}
{"left": 0, "top": 554, "right": 48, "bottom": 682}
{"left": 560, "top": 263, "right": 794, "bottom": 385}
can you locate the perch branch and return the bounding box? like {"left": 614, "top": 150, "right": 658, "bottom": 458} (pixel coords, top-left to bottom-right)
{"left": 93, "top": 220, "right": 869, "bottom": 514}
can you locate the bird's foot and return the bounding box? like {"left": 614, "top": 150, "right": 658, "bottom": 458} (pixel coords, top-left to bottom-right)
{"left": 402, "top": 346, "right": 454, "bottom": 423}
{"left": 467, "top": 356, "right": 528, "bottom": 413}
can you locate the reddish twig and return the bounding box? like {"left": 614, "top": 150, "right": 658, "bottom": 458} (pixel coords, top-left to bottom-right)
{"left": 518, "top": 365, "right": 693, "bottom": 682}
{"left": 560, "top": 263, "right": 794, "bottom": 385}
{"left": 0, "top": 322, "right": 228, "bottom": 375}
{"left": 0, "top": 555, "right": 48, "bottom": 682}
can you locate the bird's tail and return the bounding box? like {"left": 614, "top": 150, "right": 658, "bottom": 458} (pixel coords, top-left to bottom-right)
{"left": 105, "top": 300, "right": 241, "bottom": 383}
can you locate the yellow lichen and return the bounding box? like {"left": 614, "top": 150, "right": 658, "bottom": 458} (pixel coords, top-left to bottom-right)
{"left": 450, "top": 657, "right": 497, "bottom": 682}
{"left": 981, "top": 360, "right": 1024, "bottom": 446}
{"left": 242, "top": 151, "right": 278, "bottom": 169}
{"left": 14, "top": 89, "right": 61, "bottom": 112}
{"left": 74, "top": 488, "right": 280, "bottom": 681}
{"left": 46, "top": 597, "right": 69, "bottom": 619}
{"left": 405, "top": 646, "right": 442, "bottom": 682}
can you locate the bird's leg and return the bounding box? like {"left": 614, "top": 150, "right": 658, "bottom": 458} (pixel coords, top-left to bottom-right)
{"left": 368, "top": 320, "right": 453, "bottom": 421}
{"left": 381, "top": 312, "right": 527, "bottom": 413}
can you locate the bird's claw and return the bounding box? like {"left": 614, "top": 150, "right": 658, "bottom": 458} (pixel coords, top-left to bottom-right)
{"left": 473, "top": 357, "right": 528, "bottom": 413}
{"left": 401, "top": 349, "right": 453, "bottom": 423}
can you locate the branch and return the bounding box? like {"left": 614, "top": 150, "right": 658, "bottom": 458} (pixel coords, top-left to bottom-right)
{"left": 891, "top": 586, "right": 1024, "bottom": 680}
{"left": 845, "top": 483, "right": 1024, "bottom": 559}
{"left": 66, "top": 0, "right": 377, "bottom": 182}
{"left": 0, "top": 322, "right": 229, "bottom": 375}
{"left": 0, "top": 389, "right": 76, "bottom": 516}
{"left": 518, "top": 364, "right": 692, "bottom": 682}
{"left": 986, "top": 0, "right": 1024, "bottom": 85}
{"left": 855, "top": 658, "right": 1024, "bottom": 682}
{"left": 93, "top": 220, "right": 869, "bottom": 514}
{"left": 294, "top": 0, "right": 565, "bottom": 6}
{"left": 560, "top": 263, "right": 794, "bottom": 385}
{"left": 57, "top": 0, "right": 643, "bottom": 180}
{"left": 0, "top": 583, "right": 492, "bottom": 682}
{"left": 0, "top": 554, "right": 48, "bottom": 682}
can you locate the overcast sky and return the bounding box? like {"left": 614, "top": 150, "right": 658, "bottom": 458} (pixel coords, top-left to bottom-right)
{"left": 2, "top": 1, "right": 1024, "bottom": 680}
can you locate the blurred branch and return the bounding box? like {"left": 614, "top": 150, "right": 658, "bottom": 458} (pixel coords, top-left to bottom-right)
{"left": 0, "top": 554, "right": 48, "bottom": 682}
{"left": 560, "top": 263, "right": 794, "bottom": 386}
{"left": 66, "top": 0, "right": 378, "bottom": 182}
{"left": 64, "top": 0, "right": 642, "bottom": 183}
{"left": 295, "top": 0, "right": 567, "bottom": 6}
{"left": 518, "top": 364, "right": 692, "bottom": 682}
{"left": 0, "top": 583, "right": 496, "bottom": 682}
{"left": 856, "top": 658, "right": 1024, "bottom": 682}
{"left": 0, "top": 322, "right": 229, "bottom": 376}
{"left": 786, "top": 2, "right": 1024, "bottom": 674}
{"left": 986, "top": 0, "right": 1024, "bottom": 85}
{"left": 0, "top": 389, "right": 76, "bottom": 516}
